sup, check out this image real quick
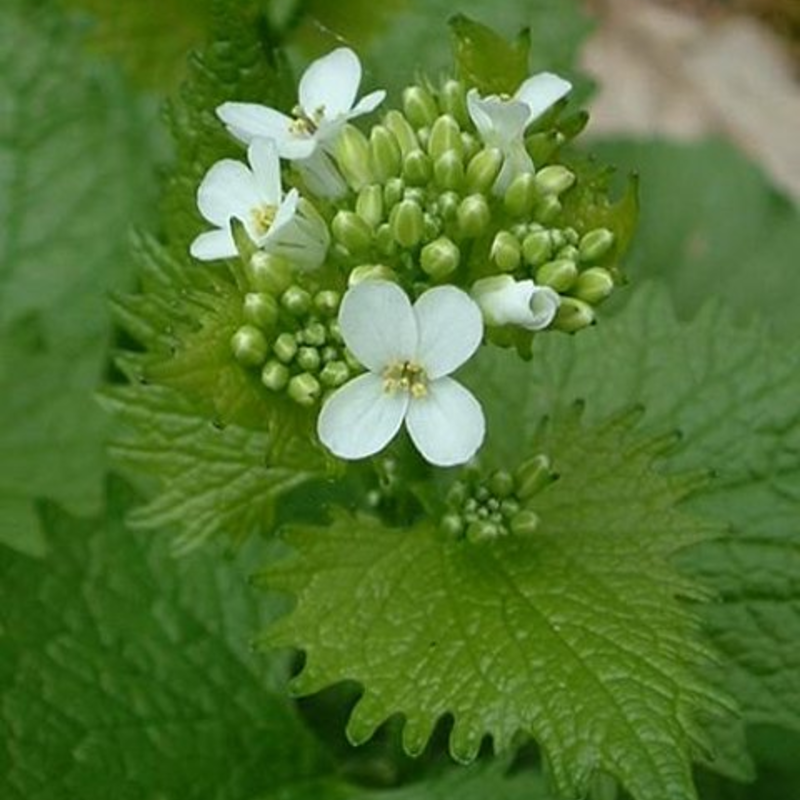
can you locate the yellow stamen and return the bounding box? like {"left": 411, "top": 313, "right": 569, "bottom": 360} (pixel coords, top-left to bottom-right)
{"left": 289, "top": 104, "right": 326, "bottom": 137}
{"left": 251, "top": 204, "right": 277, "bottom": 236}
{"left": 383, "top": 360, "right": 428, "bottom": 398}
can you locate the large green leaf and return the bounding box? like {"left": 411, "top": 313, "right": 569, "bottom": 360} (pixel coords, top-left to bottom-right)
{"left": 0, "top": 480, "right": 334, "bottom": 800}
{"left": 258, "top": 407, "right": 727, "bottom": 800}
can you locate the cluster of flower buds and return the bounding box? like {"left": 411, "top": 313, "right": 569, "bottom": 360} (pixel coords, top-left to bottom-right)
{"left": 441, "top": 454, "right": 557, "bottom": 542}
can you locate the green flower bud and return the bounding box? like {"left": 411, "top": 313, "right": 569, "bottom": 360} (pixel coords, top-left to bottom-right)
{"left": 489, "top": 470, "right": 515, "bottom": 498}
{"left": 297, "top": 346, "right": 321, "bottom": 372}
{"left": 344, "top": 348, "right": 363, "bottom": 371}
{"left": 579, "top": 228, "right": 616, "bottom": 263}
{"left": 536, "top": 258, "right": 578, "bottom": 292}
{"left": 527, "top": 131, "right": 560, "bottom": 165}
{"left": 439, "top": 79, "right": 469, "bottom": 127}
{"left": 535, "top": 194, "right": 562, "bottom": 224}
{"left": 500, "top": 497, "right": 520, "bottom": 518}
{"left": 273, "top": 331, "right": 298, "bottom": 363}
{"left": 370, "top": 125, "right": 402, "bottom": 182}
{"left": 522, "top": 230, "right": 552, "bottom": 267}
{"left": 247, "top": 252, "right": 292, "bottom": 294}
{"left": 491, "top": 231, "right": 522, "bottom": 272}
{"left": 390, "top": 199, "right": 424, "bottom": 248}
{"left": 416, "top": 126, "right": 430, "bottom": 150}
{"left": 242, "top": 292, "right": 279, "bottom": 329}
{"left": 287, "top": 372, "right": 321, "bottom": 407}
{"left": 516, "top": 454, "right": 554, "bottom": 500}
{"left": 557, "top": 244, "right": 580, "bottom": 262}
{"left": 319, "top": 360, "right": 350, "bottom": 388}
{"left": 510, "top": 510, "right": 540, "bottom": 537}
{"left": 434, "top": 150, "right": 465, "bottom": 191}
{"left": 574, "top": 267, "right": 615, "bottom": 305}
{"left": 420, "top": 236, "right": 460, "bottom": 279}
{"left": 328, "top": 320, "right": 343, "bottom": 342}
{"left": 461, "top": 132, "right": 480, "bottom": 161}
{"left": 504, "top": 172, "right": 539, "bottom": 217}
{"left": 534, "top": 165, "right": 576, "bottom": 196}
{"left": 231, "top": 325, "right": 268, "bottom": 367}
{"left": 466, "top": 148, "right": 503, "bottom": 194}
{"left": 332, "top": 210, "right": 373, "bottom": 255}
{"left": 261, "top": 359, "right": 289, "bottom": 391}
{"left": 466, "top": 520, "right": 502, "bottom": 543}
{"left": 375, "top": 223, "right": 396, "bottom": 256}
{"left": 314, "top": 290, "right": 341, "bottom": 317}
{"left": 335, "top": 124, "right": 373, "bottom": 190}
{"left": 440, "top": 512, "right": 465, "bottom": 539}
{"left": 321, "top": 345, "right": 339, "bottom": 363}
{"left": 423, "top": 212, "right": 441, "bottom": 241}
{"left": 403, "top": 186, "right": 427, "bottom": 206}
{"left": 356, "top": 185, "right": 384, "bottom": 229}
{"left": 402, "top": 85, "right": 439, "bottom": 128}
{"left": 383, "top": 177, "right": 405, "bottom": 210}
{"left": 447, "top": 480, "right": 469, "bottom": 507}
{"left": 552, "top": 296, "right": 595, "bottom": 333}
{"left": 281, "top": 285, "right": 312, "bottom": 316}
{"left": 437, "top": 191, "right": 460, "bottom": 221}
{"left": 402, "top": 149, "right": 433, "bottom": 186}
{"left": 383, "top": 110, "right": 419, "bottom": 157}
{"left": 303, "top": 321, "right": 327, "bottom": 346}
{"left": 348, "top": 264, "right": 398, "bottom": 285}
{"left": 457, "top": 194, "right": 491, "bottom": 238}
{"left": 428, "top": 114, "right": 462, "bottom": 161}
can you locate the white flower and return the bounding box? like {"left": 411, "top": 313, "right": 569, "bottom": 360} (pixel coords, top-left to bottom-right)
{"left": 472, "top": 275, "right": 560, "bottom": 330}
{"left": 189, "top": 137, "right": 328, "bottom": 268}
{"left": 216, "top": 47, "right": 385, "bottom": 197}
{"left": 467, "top": 72, "right": 572, "bottom": 193}
{"left": 318, "top": 280, "right": 485, "bottom": 467}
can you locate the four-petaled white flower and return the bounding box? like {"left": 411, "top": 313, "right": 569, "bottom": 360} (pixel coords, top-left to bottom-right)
{"left": 472, "top": 275, "right": 561, "bottom": 331}
{"left": 190, "top": 137, "right": 328, "bottom": 269}
{"left": 318, "top": 280, "right": 486, "bottom": 467}
{"left": 217, "top": 47, "right": 385, "bottom": 197}
{"left": 467, "top": 72, "right": 572, "bottom": 193}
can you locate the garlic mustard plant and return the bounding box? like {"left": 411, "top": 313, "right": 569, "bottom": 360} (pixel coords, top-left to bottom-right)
{"left": 472, "top": 274, "right": 561, "bottom": 330}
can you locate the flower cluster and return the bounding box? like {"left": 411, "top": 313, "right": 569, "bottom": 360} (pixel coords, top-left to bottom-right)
{"left": 190, "top": 46, "right": 623, "bottom": 468}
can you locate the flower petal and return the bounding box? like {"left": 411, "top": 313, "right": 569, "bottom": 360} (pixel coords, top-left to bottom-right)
{"left": 247, "top": 137, "right": 282, "bottom": 205}
{"left": 190, "top": 228, "right": 236, "bottom": 261}
{"left": 467, "top": 90, "right": 529, "bottom": 148}
{"left": 317, "top": 373, "right": 409, "bottom": 460}
{"left": 527, "top": 286, "right": 561, "bottom": 330}
{"left": 349, "top": 89, "right": 386, "bottom": 119}
{"left": 197, "top": 159, "right": 260, "bottom": 226}
{"left": 339, "top": 280, "right": 418, "bottom": 372}
{"left": 515, "top": 72, "right": 572, "bottom": 125}
{"left": 413, "top": 286, "right": 483, "bottom": 379}
{"left": 299, "top": 47, "right": 361, "bottom": 120}
{"left": 216, "top": 102, "right": 293, "bottom": 145}
{"left": 406, "top": 377, "right": 485, "bottom": 466}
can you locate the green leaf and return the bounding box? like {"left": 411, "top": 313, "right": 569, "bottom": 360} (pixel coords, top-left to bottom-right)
{"left": 0, "top": 480, "right": 334, "bottom": 799}
{"left": 258, "top": 408, "right": 727, "bottom": 800}
{"left": 591, "top": 139, "right": 800, "bottom": 338}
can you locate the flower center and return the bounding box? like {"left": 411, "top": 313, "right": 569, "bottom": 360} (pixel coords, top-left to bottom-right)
{"left": 382, "top": 360, "right": 428, "bottom": 398}
{"left": 251, "top": 203, "right": 277, "bottom": 237}
{"left": 289, "top": 104, "right": 325, "bottom": 137}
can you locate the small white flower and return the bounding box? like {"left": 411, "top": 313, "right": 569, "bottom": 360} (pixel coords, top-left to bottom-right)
{"left": 318, "top": 280, "right": 485, "bottom": 467}
{"left": 216, "top": 47, "right": 385, "bottom": 197}
{"left": 467, "top": 72, "right": 572, "bottom": 193}
{"left": 190, "top": 137, "right": 328, "bottom": 268}
{"left": 472, "top": 275, "right": 560, "bottom": 330}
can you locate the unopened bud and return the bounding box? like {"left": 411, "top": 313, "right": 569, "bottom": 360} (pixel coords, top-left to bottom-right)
{"left": 510, "top": 510, "right": 540, "bottom": 537}
{"left": 247, "top": 252, "right": 292, "bottom": 294}
{"left": 467, "top": 520, "right": 503, "bottom": 543}
{"left": 390, "top": 199, "right": 424, "bottom": 248}
{"left": 439, "top": 79, "right": 469, "bottom": 127}
{"left": 423, "top": 212, "right": 441, "bottom": 240}
{"left": 489, "top": 470, "right": 515, "bottom": 498}
{"left": 579, "top": 228, "right": 615, "bottom": 263}
{"left": 437, "top": 191, "right": 460, "bottom": 221}
{"left": 574, "top": 267, "right": 615, "bottom": 305}
{"left": 421, "top": 236, "right": 460, "bottom": 279}
{"left": 231, "top": 325, "right": 268, "bottom": 367}
{"left": 356, "top": 185, "right": 384, "bottom": 229}
{"left": 466, "top": 148, "right": 503, "bottom": 194}
{"left": 504, "top": 172, "right": 538, "bottom": 217}
{"left": 457, "top": 194, "right": 490, "bottom": 238}
{"left": 348, "top": 264, "right": 398, "bottom": 286}
{"left": 403, "top": 149, "right": 433, "bottom": 186}
{"left": 297, "top": 346, "right": 321, "bottom": 372}
{"left": 534, "top": 165, "right": 575, "bottom": 196}
{"left": 491, "top": 231, "right": 522, "bottom": 272}
{"left": 261, "top": 360, "right": 289, "bottom": 391}
{"left": 428, "top": 114, "right": 462, "bottom": 161}
{"left": 535, "top": 194, "right": 562, "bottom": 224}
{"left": 522, "top": 230, "right": 552, "bottom": 267}
{"left": 287, "top": 372, "right": 321, "bottom": 407}
{"left": 314, "top": 290, "right": 341, "bottom": 317}
{"left": 552, "top": 296, "right": 595, "bottom": 333}
{"left": 460, "top": 132, "right": 480, "bottom": 161}
{"left": 434, "top": 150, "right": 465, "bottom": 191}
{"left": 536, "top": 258, "right": 578, "bottom": 292}
{"left": 281, "top": 285, "right": 312, "bottom": 316}
{"left": 303, "top": 321, "right": 327, "bottom": 346}
{"left": 516, "top": 454, "right": 554, "bottom": 500}
{"left": 402, "top": 85, "right": 439, "bottom": 128}
{"left": 319, "top": 360, "right": 350, "bottom": 387}
{"left": 383, "top": 177, "right": 405, "bottom": 210}
{"left": 383, "top": 110, "right": 419, "bottom": 156}
{"left": 440, "top": 512, "right": 465, "bottom": 539}
{"left": 332, "top": 210, "right": 373, "bottom": 255}
{"left": 335, "top": 124, "right": 373, "bottom": 190}
{"left": 375, "top": 224, "right": 396, "bottom": 256}
{"left": 370, "top": 125, "right": 402, "bottom": 182}
{"left": 557, "top": 244, "right": 579, "bottom": 262}
{"left": 273, "top": 331, "right": 298, "bottom": 363}
{"left": 242, "top": 292, "right": 278, "bottom": 329}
